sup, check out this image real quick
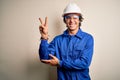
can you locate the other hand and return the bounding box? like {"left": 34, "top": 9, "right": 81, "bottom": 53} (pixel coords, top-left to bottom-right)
{"left": 41, "top": 54, "right": 60, "bottom": 66}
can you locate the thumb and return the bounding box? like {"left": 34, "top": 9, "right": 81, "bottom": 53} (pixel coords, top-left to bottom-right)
{"left": 49, "top": 54, "right": 56, "bottom": 59}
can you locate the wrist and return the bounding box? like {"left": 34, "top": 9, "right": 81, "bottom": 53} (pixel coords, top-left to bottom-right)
{"left": 41, "top": 34, "right": 49, "bottom": 40}
{"left": 41, "top": 37, "right": 49, "bottom": 40}
{"left": 57, "top": 60, "right": 61, "bottom": 67}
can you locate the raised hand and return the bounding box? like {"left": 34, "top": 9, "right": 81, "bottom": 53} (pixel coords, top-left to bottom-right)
{"left": 39, "top": 17, "right": 48, "bottom": 40}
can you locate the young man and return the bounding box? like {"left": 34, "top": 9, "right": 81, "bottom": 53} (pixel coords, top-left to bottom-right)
{"left": 39, "top": 3, "right": 94, "bottom": 80}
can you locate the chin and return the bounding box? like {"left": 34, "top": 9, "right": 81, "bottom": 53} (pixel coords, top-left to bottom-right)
{"left": 69, "top": 26, "right": 76, "bottom": 30}
{"left": 68, "top": 28, "right": 76, "bottom": 31}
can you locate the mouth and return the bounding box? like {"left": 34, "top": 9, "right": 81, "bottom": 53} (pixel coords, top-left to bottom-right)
{"left": 69, "top": 24, "right": 75, "bottom": 27}
{"left": 69, "top": 22, "right": 74, "bottom": 25}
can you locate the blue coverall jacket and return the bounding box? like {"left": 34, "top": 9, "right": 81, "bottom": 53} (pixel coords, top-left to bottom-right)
{"left": 39, "top": 29, "right": 94, "bottom": 80}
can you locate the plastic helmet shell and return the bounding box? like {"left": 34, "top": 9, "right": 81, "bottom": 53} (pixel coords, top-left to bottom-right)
{"left": 63, "top": 3, "right": 82, "bottom": 17}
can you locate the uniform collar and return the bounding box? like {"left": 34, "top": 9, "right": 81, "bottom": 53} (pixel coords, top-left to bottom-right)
{"left": 63, "top": 28, "right": 83, "bottom": 39}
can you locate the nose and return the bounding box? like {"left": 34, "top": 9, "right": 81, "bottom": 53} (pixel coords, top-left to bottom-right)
{"left": 70, "top": 18, "right": 74, "bottom": 22}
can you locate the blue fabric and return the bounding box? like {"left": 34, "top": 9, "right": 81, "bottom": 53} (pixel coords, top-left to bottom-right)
{"left": 39, "top": 29, "right": 94, "bottom": 80}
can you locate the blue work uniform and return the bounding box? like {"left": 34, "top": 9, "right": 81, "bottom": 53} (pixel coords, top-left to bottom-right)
{"left": 39, "top": 29, "right": 94, "bottom": 80}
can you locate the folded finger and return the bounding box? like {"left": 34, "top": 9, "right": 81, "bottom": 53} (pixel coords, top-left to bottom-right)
{"left": 41, "top": 59, "right": 51, "bottom": 62}
{"left": 39, "top": 27, "right": 43, "bottom": 31}
{"left": 39, "top": 24, "right": 45, "bottom": 28}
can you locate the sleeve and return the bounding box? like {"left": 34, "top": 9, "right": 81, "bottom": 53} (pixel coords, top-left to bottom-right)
{"left": 39, "top": 39, "right": 56, "bottom": 60}
{"left": 59, "top": 36, "right": 94, "bottom": 70}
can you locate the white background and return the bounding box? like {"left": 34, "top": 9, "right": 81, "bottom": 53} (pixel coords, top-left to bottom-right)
{"left": 0, "top": 0, "right": 120, "bottom": 80}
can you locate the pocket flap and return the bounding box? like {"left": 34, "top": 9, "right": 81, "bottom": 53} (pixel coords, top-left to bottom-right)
{"left": 74, "top": 45, "right": 84, "bottom": 50}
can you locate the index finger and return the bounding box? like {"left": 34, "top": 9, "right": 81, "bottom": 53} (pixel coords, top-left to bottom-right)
{"left": 39, "top": 18, "right": 43, "bottom": 24}
{"left": 41, "top": 59, "right": 51, "bottom": 63}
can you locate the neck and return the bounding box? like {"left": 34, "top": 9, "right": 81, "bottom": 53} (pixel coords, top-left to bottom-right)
{"left": 68, "top": 28, "right": 79, "bottom": 35}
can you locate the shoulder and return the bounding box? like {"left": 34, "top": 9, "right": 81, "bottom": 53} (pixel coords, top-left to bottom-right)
{"left": 50, "top": 30, "right": 67, "bottom": 43}
{"left": 80, "top": 30, "right": 94, "bottom": 47}
{"left": 53, "top": 34, "right": 63, "bottom": 41}
{"left": 49, "top": 34, "right": 64, "bottom": 45}
{"left": 81, "top": 30, "right": 94, "bottom": 40}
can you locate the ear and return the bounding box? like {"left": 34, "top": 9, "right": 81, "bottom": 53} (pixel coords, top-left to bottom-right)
{"left": 63, "top": 17, "right": 66, "bottom": 23}
{"left": 79, "top": 22, "right": 81, "bottom": 27}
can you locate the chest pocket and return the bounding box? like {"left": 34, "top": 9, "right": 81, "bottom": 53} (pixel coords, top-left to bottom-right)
{"left": 73, "top": 38, "right": 87, "bottom": 59}
{"left": 73, "top": 45, "right": 84, "bottom": 59}
{"left": 74, "top": 44, "right": 84, "bottom": 51}
{"left": 74, "top": 36, "right": 88, "bottom": 50}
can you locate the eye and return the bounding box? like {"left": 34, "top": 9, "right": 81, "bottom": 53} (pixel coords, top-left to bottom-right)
{"left": 65, "top": 16, "right": 71, "bottom": 19}
{"left": 73, "top": 16, "right": 79, "bottom": 19}
{"left": 65, "top": 15, "right": 79, "bottom": 20}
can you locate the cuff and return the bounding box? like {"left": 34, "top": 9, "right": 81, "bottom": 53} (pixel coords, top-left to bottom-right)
{"left": 40, "top": 39, "right": 48, "bottom": 46}
{"left": 59, "top": 60, "right": 63, "bottom": 68}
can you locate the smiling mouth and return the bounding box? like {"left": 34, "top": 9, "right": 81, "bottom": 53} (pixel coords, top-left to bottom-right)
{"left": 70, "top": 24, "right": 75, "bottom": 26}
{"left": 69, "top": 23, "right": 75, "bottom": 25}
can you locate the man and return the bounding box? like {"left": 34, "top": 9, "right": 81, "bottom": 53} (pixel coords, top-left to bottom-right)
{"left": 39, "top": 3, "right": 94, "bottom": 80}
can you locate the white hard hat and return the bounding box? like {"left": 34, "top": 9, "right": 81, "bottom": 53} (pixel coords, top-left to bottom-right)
{"left": 63, "top": 3, "right": 82, "bottom": 16}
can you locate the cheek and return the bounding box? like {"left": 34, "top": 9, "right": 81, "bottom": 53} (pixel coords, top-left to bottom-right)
{"left": 65, "top": 21, "right": 70, "bottom": 25}
{"left": 74, "top": 21, "right": 79, "bottom": 25}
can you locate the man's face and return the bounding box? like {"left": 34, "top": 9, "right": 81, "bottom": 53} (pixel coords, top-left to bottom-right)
{"left": 65, "top": 14, "right": 80, "bottom": 31}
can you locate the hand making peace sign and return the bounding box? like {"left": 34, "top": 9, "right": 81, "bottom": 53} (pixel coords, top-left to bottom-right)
{"left": 39, "top": 17, "right": 48, "bottom": 40}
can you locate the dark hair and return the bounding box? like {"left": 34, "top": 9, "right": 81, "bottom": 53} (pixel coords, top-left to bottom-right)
{"left": 63, "top": 14, "right": 84, "bottom": 27}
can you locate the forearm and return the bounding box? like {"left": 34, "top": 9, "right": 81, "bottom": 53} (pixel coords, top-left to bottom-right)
{"left": 59, "top": 58, "right": 89, "bottom": 70}
{"left": 39, "top": 40, "right": 49, "bottom": 59}
{"left": 59, "top": 42, "right": 94, "bottom": 70}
